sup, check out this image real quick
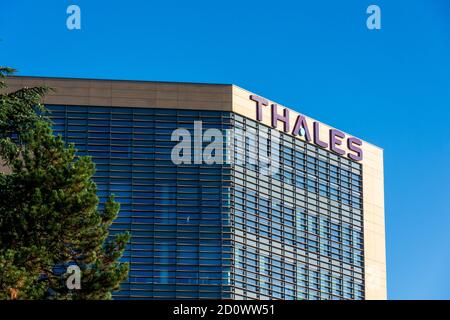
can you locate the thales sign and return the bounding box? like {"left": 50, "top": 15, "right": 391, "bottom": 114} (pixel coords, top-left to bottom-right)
{"left": 250, "top": 95, "right": 363, "bottom": 162}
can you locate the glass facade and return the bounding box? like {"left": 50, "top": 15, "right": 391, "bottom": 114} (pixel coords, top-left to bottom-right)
{"left": 230, "top": 114, "right": 364, "bottom": 300}
{"left": 48, "top": 105, "right": 233, "bottom": 299}
{"left": 47, "top": 104, "right": 364, "bottom": 300}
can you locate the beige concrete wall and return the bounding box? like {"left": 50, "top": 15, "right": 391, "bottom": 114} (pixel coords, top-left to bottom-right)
{"left": 361, "top": 146, "right": 386, "bottom": 299}
{"left": 4, "top": 76, "right": 233, "bottom": 111}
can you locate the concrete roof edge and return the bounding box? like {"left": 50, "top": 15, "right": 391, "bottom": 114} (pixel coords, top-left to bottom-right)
{"left": 9, "top": 75, "right": 232, "bottom": 87}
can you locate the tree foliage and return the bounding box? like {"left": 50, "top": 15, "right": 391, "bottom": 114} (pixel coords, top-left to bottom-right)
{"left": 0, "top": 67, "right": 129, "bottom": 299}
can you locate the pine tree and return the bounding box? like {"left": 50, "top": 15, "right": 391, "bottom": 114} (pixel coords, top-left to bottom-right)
{"left": 0, "top": 67, "right": 129, "bottom": 299}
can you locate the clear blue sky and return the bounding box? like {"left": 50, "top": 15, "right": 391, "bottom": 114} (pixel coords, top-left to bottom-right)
{"left": 1, "top": 0, "right": 449, "bottom": 299}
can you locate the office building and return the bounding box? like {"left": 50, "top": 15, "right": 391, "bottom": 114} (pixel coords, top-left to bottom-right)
{"left": 4, "top": 77, "right": 386, "bottom": 300}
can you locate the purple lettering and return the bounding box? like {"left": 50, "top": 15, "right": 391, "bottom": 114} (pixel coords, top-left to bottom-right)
{"left": 250, "top": 95, "right": 268, "bottom": 121}
{"left": 292, "top": 114, "right": 311, "bottom": 141}
{"left": 348, "top": 137, "right": 363, "bottom": 161}
{"left": 271, "top": 104, "right": 290, "bottom": 132}
{"left": 330, "top": 129, "right": 346, "bottom": 155}
{"left": 313, "top": 122, "right": 328, "bottom": 148}
{"left": 248, "top": 96, "right": 364, "bottom": 162}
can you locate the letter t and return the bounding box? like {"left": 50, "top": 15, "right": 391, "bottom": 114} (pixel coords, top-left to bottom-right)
{"left": 250, "top": 95, "right": 268, "bottom": 121}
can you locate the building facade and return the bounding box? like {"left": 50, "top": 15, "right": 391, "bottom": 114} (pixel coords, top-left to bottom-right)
{"left": 4, "top": 76, "right": 386, "bottom": 300}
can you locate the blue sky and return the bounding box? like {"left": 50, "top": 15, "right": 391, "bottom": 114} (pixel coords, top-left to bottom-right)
{"left": 1, "top": 0, "right": 449, "bottom": 299}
